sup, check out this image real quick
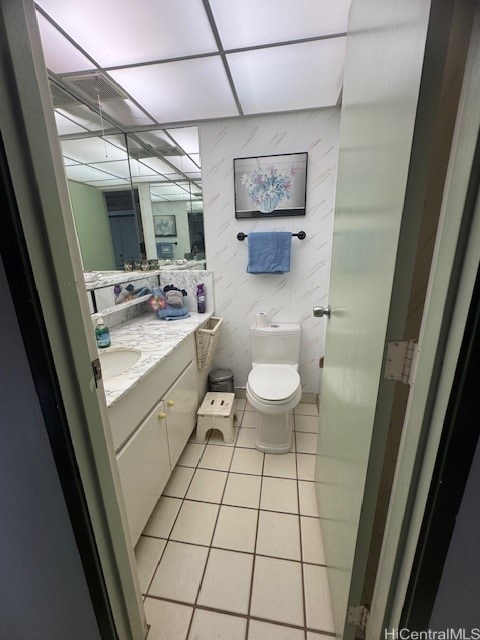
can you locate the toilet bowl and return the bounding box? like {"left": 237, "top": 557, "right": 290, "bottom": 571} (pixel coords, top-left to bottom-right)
{"left": 247, "top": 364, "right": 302, "bottom": 454}
{"left": 246, "top": 323, "right": 302, "bottom": 453}
{"left": 247, "top": 322, "right": 302, "bottom": 454}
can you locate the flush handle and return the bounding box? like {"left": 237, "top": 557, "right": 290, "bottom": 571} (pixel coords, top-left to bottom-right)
{"left": 158, "top": 412, "right": 166, "bottom": 420}
{"left": 167, "top": 400, "right": 174, "bottom": 407}
{"left": 313, "top": 305, "right": 331, "bottom": 318}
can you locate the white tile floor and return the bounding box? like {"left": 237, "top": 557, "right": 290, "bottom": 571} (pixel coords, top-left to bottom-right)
{"left": 135, "top": 402, "right": 335, "bottom": 640}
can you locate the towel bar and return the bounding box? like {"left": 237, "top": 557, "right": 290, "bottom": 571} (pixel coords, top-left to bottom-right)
{"left": 237, "top": 231, "right": 306, "bottom": 241}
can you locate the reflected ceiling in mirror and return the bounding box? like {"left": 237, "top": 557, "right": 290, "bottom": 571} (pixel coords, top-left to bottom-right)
{"left": 59, "top": 123, "right": 204, "bottom": 274}
{"left": 126, "top": 131, "right": 204, "bottom": 265}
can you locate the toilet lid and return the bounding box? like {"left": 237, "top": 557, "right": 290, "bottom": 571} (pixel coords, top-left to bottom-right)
{"left": 248, "top": 365, "right": 300, "bottom": 401}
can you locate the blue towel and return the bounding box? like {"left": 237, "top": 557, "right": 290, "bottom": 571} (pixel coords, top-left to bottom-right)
{"left": 164, "top": 312, "right": 191, "bottom": 321}
{"left": 247, "top": 231, "right": 292, "bottom": 274}
{"left": 157, "top": 306, "right": 190, "bottom": 320}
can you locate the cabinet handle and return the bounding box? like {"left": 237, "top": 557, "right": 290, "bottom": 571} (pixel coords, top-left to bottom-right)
{"left": 167, "top": 400, "right": 174, "bottom": 407}
{"left": 158, "top": 412, "right": 166, "bottom": 420}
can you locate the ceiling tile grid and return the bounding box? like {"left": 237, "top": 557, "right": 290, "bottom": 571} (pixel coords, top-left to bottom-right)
{"left": 37, "top": 0, "right": 351, "bottom": 129}
{"left": 36, "top": 0, "right": 350, "bottom": 205}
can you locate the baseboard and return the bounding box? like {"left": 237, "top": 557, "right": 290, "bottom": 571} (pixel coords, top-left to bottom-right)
{"left": 301, "top": 392, "right": 318, "bottom": 405}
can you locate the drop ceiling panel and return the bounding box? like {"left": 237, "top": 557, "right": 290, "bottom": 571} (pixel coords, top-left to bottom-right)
{"left": 189, "top": 154, "right": 201, "bottom": 167}
{"left": 56, "top": 105, "right": 105, "bottom": 131}
{"left": 128, "top": 159, "right": 163, "bottom": 180}
{"left": 36, "top": 12, "right": 95, "bottom": 74}
{"left": 86, "top": 179, "right": 131, "bottom": 187}
{"left": 151, "top": 184, "right": 190, "bottom": 196}
{"left": 101, "top": 98, "right": 155, "bottom": 127}
{"left": 210, "top": 0, "right": 350, "bottom": 49}
{"left": 132, "top": 175, "right": 172, "bottom": 183}
{"left": 228, "top": 38, "right": 346, "bottom": 113}
{"left": 185, "top": 172, "right": 202, "bottom": 180}
{"left": 54, "top": 112, "right": 87, "bottom": 135}
{"left": 167, "top": 127, "right": 199, "bottom": 154}
{"left": 140, "top": 157, "right": 184, "bottom": 177}
{"left": 167, "top": 155, "right": 201, "bottom": 173}
{"left": 110, "top": 57, "right": 239, "bottom": 123}
{"left": 135, "top": 130, "right": 177, "bottom": 151}
{"left": 61, "top": 137, "right": 127, "bottom": 163}
{"left": 90, "top": 160, "right": 131, "bottom": 179}
{"left": 36, "top": 0, "right": 217, "bottom": 68}
{"left": 66, "top": 164, "right": 119, "bottom": 182}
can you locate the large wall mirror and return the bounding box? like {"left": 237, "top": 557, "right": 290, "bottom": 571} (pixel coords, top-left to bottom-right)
{"left": 59, "top": 126, "right": 204, "bottom": 272}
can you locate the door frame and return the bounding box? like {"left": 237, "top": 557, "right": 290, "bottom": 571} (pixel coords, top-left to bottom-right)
{"left": 0, "top": 2, "right": 145, "bottom": 638}
{"left": 368, "top": 6, "right": 480, "bottom": 634}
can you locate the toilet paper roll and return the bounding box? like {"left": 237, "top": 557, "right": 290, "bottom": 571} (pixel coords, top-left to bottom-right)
{"left": 256, "top": 312, "right": 269, "bottom": 328}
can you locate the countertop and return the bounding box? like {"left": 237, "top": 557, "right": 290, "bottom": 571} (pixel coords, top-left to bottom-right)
{"left": 99, "top": 310, "right": 212, "bottom": 407}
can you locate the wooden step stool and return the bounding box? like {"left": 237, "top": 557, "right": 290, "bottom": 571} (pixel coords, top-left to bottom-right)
{"left": 196, "top": 392, "right": 236, "bottom": 444}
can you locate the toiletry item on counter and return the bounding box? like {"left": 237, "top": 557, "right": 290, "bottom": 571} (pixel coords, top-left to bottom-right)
{"left": 163, "top": 284, "right": 187, "bottom": 308}
{"left": 95, "top": 317, "right": 111, "bottom": 348}
{"left": 149, "top": 286, "right": 190, "bottom": 321}
{"left": 196, "top": 284, "right": 206, "bottom": 313}
{"left": 255, "top": 311, "right": 269, "bottom": 327}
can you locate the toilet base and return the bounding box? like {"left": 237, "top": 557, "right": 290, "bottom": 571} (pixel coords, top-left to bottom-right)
{"left": 255, "top": 410, "right": 293, "bottom": 454}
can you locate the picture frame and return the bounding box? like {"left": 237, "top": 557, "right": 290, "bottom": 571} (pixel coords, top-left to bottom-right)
{"left": 154, "top": 214, "right": 177, "bottom": 237}
{"left": 233, "top": 152, "right": 308, "bottom": 219}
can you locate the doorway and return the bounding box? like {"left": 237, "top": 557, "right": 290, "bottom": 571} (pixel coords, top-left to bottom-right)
{"left": 105, "top": 189, "right": 144, "bottom": 268}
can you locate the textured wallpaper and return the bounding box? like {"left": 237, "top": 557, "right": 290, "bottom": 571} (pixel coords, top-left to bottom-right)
{"left": 199, "top": 108, "right": 340, "bottom": 393}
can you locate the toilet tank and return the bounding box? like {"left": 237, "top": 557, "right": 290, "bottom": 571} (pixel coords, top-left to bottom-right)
{"left": 250, "top": 323, "right": 301, "bottom": 365}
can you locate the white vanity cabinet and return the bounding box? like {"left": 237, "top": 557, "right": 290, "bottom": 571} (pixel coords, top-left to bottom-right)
{"left": 163, "top": 361, "right": 198, "bottom": 468}
{"left": 117, "top": 400, "right": 170, "bottom": 546}
{"left": 109, "top": 334, "right": 202, "bottom": 546}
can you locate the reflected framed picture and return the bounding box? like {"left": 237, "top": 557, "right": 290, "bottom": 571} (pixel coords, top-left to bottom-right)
{"left": 154, "top": 214, "right": 177, "bottom": 237}
{"left": 234, "top": 152, "right": 308, "bottom": 219}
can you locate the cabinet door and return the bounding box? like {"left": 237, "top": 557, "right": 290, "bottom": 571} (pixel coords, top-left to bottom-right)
{"left": 117, "top": 400, "right": 170, "bottom": 547}
{"left": 164, "top": 362, "right": 198, "bottom": 468}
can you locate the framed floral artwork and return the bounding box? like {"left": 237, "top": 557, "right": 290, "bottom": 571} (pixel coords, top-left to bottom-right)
{"left": 233, "top": 152, "right": 308, "bottom": 219}
{"left": 154, "top": 214, "right": 177, "bottom": 237}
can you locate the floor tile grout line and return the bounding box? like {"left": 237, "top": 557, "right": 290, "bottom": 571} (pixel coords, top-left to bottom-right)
{"left": 245, "top": 435, "right": 266, "bottom": 640}
{"left": 143, "top": 440, "right": 201, "bottom": 598}
{"left": 151, "top": 433, "right": 212, "bottom": 638}
{"left": 176, "top": 463, "right": 319, "bottom": 481}
{"left": 144, "top": 594, "right": 337, "bottom": 637}
{"left": 140, "top": 535, "right": 328, "bottom": 568}
{"left": 162, "top": 490, "right": 323, "bottom": 518}
{"left": 141, "top": 410, "right": 323, "bottom": 636}
{"left": 185, "top": 419, "right": 246, "bottom": 640}
{"left": 295, "top": 423, "right": 309, "bottom": 640}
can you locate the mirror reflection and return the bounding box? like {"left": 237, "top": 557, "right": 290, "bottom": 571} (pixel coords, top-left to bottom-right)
{"left": 60, "top": 127, "right": 204, "bottom": 274}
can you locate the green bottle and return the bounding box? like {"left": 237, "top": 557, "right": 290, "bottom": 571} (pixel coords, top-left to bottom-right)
{"left": 95, "top": 317, "right": 111, "bottom": 348}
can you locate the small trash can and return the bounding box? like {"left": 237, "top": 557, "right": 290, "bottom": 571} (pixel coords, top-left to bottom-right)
{"left": 209, "top": 368, "right": 234, "bottom": 393}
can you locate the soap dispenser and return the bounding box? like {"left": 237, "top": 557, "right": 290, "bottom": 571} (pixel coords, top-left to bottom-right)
{"left": 95, "top": 317, "right": 111, "bottom": 348}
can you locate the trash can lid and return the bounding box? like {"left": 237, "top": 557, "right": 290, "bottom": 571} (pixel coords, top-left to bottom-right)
{"left": 209, "top": 368, "right": 234, "bottom": 383}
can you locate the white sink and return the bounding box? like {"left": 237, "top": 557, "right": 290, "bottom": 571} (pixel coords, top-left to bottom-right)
{"left": 99, "top": 348, "right": 141, "bottom": 379}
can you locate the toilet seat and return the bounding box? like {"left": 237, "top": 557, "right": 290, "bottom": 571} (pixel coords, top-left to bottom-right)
{"left": 248, "top": 364, "right": 300, "bottom": 402}
{"left": 247, "top": 364, "right": 302, "bottom": 414}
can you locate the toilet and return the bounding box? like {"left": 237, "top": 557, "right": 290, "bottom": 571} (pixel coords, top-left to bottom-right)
{"left": 246, "top": 323, "right": 302, "bottom": 454}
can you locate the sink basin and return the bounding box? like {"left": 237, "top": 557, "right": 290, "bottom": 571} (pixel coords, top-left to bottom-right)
{"left": 99, "top": 348, "right": 141, "bottom": 379}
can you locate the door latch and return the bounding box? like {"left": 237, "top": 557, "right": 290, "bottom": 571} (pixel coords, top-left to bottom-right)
{"left": 92, "top": 357, "right": 102, "bottom": 388}
{"left": 313, "top": 305, "right": 331, "bottom": 318}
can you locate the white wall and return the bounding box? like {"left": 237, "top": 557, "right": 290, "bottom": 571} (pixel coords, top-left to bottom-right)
{"left": 199, "top": 108, "right": 340, "bottom": 394}
{"left": 152, "top": 200, "right": 190, "bottom": 259}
